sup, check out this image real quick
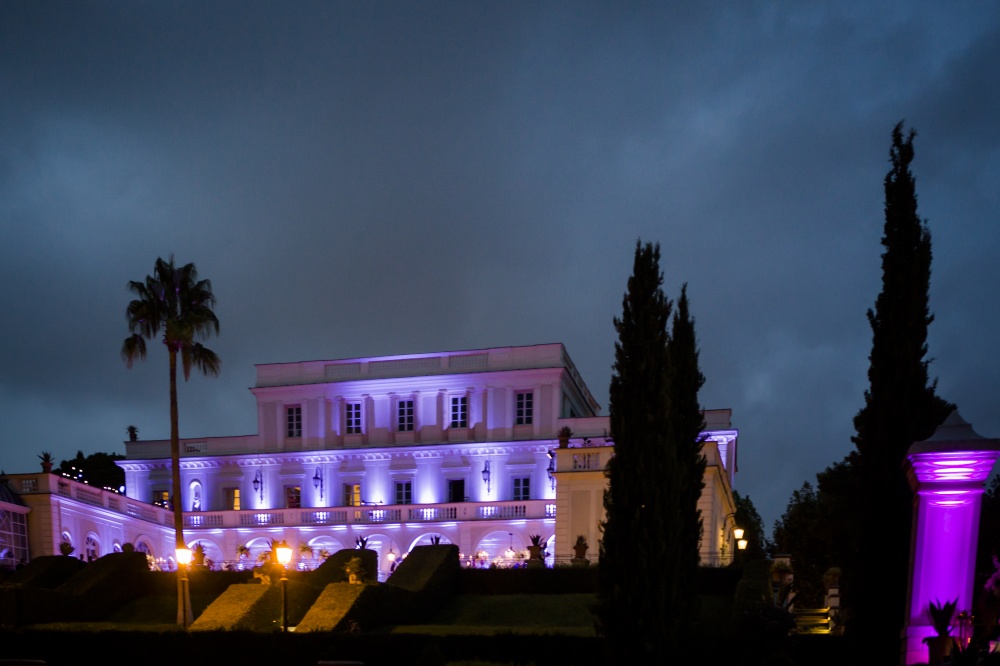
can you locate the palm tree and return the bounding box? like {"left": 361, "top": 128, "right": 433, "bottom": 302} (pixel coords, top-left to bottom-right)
{"left": 121, "top": 256, "right": 220, "bottom": 625}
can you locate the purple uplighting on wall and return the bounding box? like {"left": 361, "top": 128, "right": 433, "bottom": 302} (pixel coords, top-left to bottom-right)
{"left": 901, "top": 412, "right": 1000, "bottom": 665}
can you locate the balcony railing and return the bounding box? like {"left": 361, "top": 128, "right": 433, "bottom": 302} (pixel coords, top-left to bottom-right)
{"left": 7, "top": 472, "right": 172, "bottom": 528}
{"left": 183, "top": 498, "right": 556, "bottom": 529}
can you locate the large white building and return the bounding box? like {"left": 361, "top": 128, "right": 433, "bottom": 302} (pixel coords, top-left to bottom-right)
{"left": 2, "top": 343, "right": 740, "bottom": 577}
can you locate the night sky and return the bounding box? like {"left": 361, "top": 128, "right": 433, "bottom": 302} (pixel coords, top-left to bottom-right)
{"left": 2, "top": 3, "right": 998, "bottom": 531}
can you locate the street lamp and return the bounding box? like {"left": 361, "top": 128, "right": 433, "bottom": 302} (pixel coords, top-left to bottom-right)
{"left": 275, "top": 540, "right": 292, "bottom": 632}
{"left": 175, "top": 547, "right": 192, "bottom": 630}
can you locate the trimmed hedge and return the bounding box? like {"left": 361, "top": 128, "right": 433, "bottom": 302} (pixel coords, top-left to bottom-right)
{"left": 311, "top": 548, "right": 378, "bottom": 586}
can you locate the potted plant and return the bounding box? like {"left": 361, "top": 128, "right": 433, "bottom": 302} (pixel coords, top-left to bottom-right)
{"left": 236, "top": 543, "right": 250, "bottom": 560}
{"left": 59, "top": 541, "right": 75, "bottom": 557}
{"left": 925, "top": 598, "right": 958, "bottom": 666}
{"left": 355, "top": 535, "right": 369, "bottom": 550}
{"left": 573, "top": 535, "right": 589, "bottom": 561}
{"left": 38, "top": 452, "right": 54, "bottom": 474}
{"left": 527, "top": 534, "right": 548, "bottom": 564}
{"left": 556, "top": 426, "right": 573, "bottom": 449}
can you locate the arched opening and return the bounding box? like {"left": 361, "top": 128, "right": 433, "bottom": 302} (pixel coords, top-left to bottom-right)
{"left": 473, "top": 530, "right": 525, "bottom": 568}
{"left": 187, "top": 538, "right": 223, "bottom": 569}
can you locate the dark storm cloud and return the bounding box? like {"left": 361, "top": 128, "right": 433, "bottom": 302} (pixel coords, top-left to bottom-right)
{"left": 2, "top": 2, "right": 998, "bottom": 529}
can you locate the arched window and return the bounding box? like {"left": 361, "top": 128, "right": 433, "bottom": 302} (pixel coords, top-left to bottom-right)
{"left": 85, "top": 534, "right": 99, "bottom": 562}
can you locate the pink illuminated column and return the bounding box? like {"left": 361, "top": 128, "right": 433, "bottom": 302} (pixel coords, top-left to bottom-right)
{"left": 901, "top": 411, "right": 1000, "bottom": 665}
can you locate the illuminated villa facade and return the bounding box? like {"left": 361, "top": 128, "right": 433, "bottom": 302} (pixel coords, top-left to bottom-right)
{"left": 2, "top": 344, "right": 739, "bottom": 578}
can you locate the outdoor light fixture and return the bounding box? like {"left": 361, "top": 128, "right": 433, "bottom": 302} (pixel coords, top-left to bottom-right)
{"left": 481, "top": 460, "right": 491, "bottom": 493}
{"left": 253, "top": 469, "right": 264, "bottom": 502}
{"left": 721, "top": 512, "right": 746, "bottom": 563}
{"left": 387, "top": 547, "right": 396, "bottom": 563}
{"left": 505, "top": 532, "right": 515, "bottom": 559}
{"left": 734, "top": 527, "right": 748, "bottom": 551}
{"left": 275, "top": 540, "right": 292, "bottom": 632}
{"left": 547, "top": 450, "right": 556, "bottom": 491}
{"left": 175, "top": 547, "right": 192, "bottom": 630}
{"left": 312, "top": 467, "right": 324, "bottom": 500}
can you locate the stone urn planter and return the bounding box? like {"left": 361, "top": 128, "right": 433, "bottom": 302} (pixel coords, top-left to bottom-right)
{"left": 572, "top": 535, "right": 589, "bottom": 565}
{"left": 527, "top": 534, "right": 547, "bottom": 566}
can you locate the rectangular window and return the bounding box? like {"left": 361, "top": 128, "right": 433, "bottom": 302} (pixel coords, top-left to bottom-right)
{"left": 286, "top": 405, "right": 302, "bottom": 438}
{"left": 515, "top": 391, "right": 533, "bottom": 425}
{"left": 225, "top": 487, "right": 241, "bottom": 511}
{"left": 153, "top": 490, "right": 169, "bottom": 509}
{"left": 448, "top": 479, "right": 466, "bottom": 503}
{"left": 397, "top": 399, "right": 414, "bottom": 432}
{"left": 345, "top": 402, "right": 362, "bottom": 435}
{"left": 513, "top": 477, "right": 531, "bottom": 501}
{"left": 343, "top": 483, "right": 361, "bottom": 507}
{"left": 450, "top": 396, "right": 468, "bottom": 428}
{"left": 285, "top": 485, "right": 301, "bottom": 509}
{"left": 395, "top": 481, "right": 412, "bottom": 505}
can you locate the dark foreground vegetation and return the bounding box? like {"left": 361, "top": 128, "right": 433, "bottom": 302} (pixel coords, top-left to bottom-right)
{"left": 0, "top": 552, "right": 861, "bottom": 665}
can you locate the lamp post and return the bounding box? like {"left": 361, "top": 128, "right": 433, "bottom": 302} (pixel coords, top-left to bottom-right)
{"left": 175, "top": 547, "right": 192, "bottom": 630}
{"left": 275, "top": 539, "right": 292, "bottom": 632}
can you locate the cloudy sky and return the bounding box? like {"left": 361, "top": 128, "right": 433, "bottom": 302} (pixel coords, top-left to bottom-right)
{"left": 2, "top": 2, "right": 998, "bottom": 530}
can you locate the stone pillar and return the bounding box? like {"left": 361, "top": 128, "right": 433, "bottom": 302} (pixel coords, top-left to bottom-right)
{"left": 901, "top": 411, "right": 1000, "bottom": 665}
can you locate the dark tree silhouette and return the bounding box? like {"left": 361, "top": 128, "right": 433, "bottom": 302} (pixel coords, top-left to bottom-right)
{"left": 597, "top": 241, "right": 706, "bottom": 661}
{"left": 56, "top": 450, "right": 125, "bottom": 492}
{"left": 847, "top": 123, "right": 954, "bottom": 652}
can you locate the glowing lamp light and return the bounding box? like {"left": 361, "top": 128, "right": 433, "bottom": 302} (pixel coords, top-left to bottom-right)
{"left": 387, "top": 548, "right": 396, "bottom": 563}
{"left": 737, "top": 539, "right": 748, "bottom": 551}
{"left": 275, "top": 540, "right": 292, "bottom": 567}
{"left": 176, "top": 547, "right": 192, "bottom": 566}
{"left": 733, "top": 527, "right": 745, "bottom": 540}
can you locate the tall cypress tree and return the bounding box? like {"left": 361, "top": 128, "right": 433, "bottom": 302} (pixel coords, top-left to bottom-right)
{"left": 664, "top": 284, "right": 707, "bottom": 630}
{"left": 598, "top": 243, "right": 706, "bottom": 659}
{"left": 849, "top": 122, "right": 953, "bottom": 651}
